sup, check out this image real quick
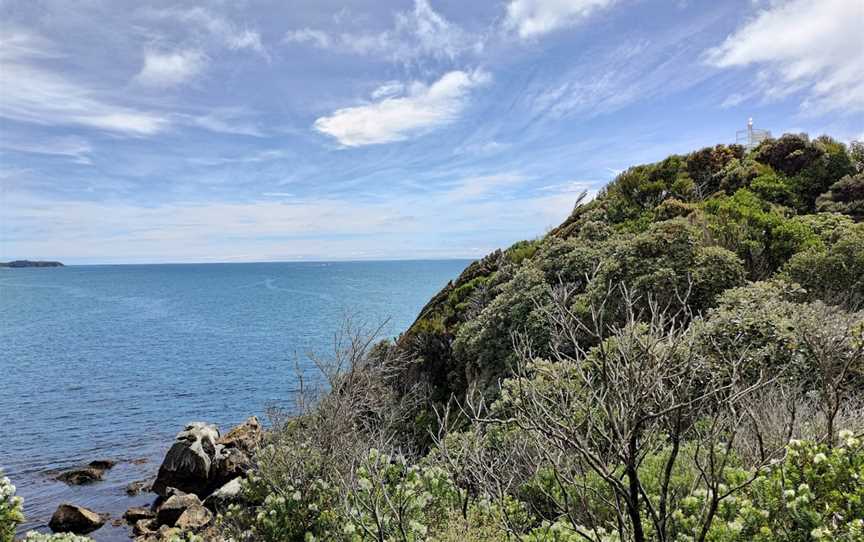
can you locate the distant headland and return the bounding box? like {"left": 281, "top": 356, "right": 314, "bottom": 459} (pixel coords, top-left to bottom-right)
{"left": 0, "top": 260, "right": 64, "bottom": 268}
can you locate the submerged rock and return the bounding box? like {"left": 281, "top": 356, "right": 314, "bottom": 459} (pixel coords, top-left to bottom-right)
{"left": 55, "top": 459, "right": 116, "bottom": 485}
{"left": 126, "top": 479, "right": 152, "bottom": 496}
{"left": 56, "top": 467, "right": 104, "bottom": 485}
{"left": 88, "top": 459, "right": 116, "bottom": 470}
{"left": 48, "top": 503, "right": 106, "bottom": 534}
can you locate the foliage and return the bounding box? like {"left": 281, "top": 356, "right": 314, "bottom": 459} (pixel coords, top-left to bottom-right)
{"left": 675, "top": 433, "right": 864, "bottom": 541}
{"left": 0, "top": 471, "right": 24, "bottom": 542}
{"left": 816, "top": 173, "right": 864, "bottom": 220}
{"left": 21, "top": 534, "right": 94, "bottom": 542}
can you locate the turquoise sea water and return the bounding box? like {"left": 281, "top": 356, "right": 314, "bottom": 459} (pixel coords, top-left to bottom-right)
{"left": 0, "top": 260, "right": 469, "bottom": 539}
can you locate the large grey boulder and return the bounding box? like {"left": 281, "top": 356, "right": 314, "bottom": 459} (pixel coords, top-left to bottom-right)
{"left": 152, "top": 422, "right": 219, "bottom": 497}
{"left": 48, "top": 503, "right": 106, "bottom": 534}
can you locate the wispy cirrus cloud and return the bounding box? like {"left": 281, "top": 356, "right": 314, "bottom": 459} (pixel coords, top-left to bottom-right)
{"left": 0, "top": 136, "right": 93, "bottom": 165}
{"left": 445, "top": 173, "right": 527, "bottom": 202}
{"left": 0, "top": 27, "right": 170, "bottom": 136}
{"left": 705, "top": 0, "right": 864, "bottom": 114}
{"left": 504, "top": 0, "right": 617, "bottom": 39}
{"left": 139, "top": 6, "right": 266, "bottom": 56}
{"left": 283, "top": 0, "right": 478, "bottom": 65}
{"left": 313, "top": 70, "right": 491, "bottom": 146}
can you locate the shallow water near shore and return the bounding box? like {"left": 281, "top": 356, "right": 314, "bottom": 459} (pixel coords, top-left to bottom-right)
{"left": 0, "top": 260, "right": 469, "bottom": 540}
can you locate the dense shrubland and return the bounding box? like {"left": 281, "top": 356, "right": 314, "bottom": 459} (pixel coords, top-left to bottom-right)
{"left": 210, "top": 133, "right": 864, "bottom": 541}
{"left": 3, "top": 134, "right": 861, "bottom": 542}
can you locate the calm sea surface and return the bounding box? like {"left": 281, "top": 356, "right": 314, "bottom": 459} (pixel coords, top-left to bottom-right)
{"left": 0, "top": 260, "right": 469, "bottom": 539}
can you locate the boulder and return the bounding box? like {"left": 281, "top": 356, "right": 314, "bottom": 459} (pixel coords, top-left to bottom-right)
{"left": 211, "top": 445, "right": 250, "bottom": 488}
{"left": 124, "top": 506, "right": 156, "bottom": 524}
{"left": 48, "top": 503, "right": 106, "bottom": 534}
{"left": 152, "top": 422, "right": 219, "bottom": 497}
{"left": 204, "top": 477, "right": 243, "bottom": 511}
{"left": 156, "top": 492, "right": 202, "bottom": 527}
{"left": 175, "top": 504, "right": 213, "bottom": 530}
{"left": 218, "top": 416, "right": 263, "bottom": 453}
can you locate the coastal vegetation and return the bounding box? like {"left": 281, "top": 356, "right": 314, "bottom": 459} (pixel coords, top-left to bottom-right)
{"left": 3, "top": 133, "right": 863, "bottom": 541}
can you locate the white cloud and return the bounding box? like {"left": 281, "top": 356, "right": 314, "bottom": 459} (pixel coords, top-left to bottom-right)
{"left": 706, "top": 0, "right": 864, "bottom": 113}
{"left": 135, "top": 49, "right": 207, "bottom": 87}
{"left": 313, "top": 70, "right": 491, "bottom": 146}
{"left": 283, "top": 0, "right": 477, "bottom": 65}
{"left": 504, "top": 0, "right": 617, "bottom": 39}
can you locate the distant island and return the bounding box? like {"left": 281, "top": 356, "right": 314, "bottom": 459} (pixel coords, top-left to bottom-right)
{"left": 0, "top": 260, "right": 64, "bottom": 268}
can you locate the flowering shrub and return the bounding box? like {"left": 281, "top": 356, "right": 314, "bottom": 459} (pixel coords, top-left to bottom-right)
{"left": 1, "top": 470, "right": 24, "bottom": 542}
{"left": 22, "top": 534, "right": 93, "bottom": 542}
{"left": 341, "top": 449, "right": 463, "bottom": 541}
{"left": 672, "top": 431, "right": 864, "bottom": 542}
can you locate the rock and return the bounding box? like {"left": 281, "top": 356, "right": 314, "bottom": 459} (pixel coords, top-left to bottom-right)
{"left": 133, "top": 518, "right": 158, "bottom": 536}
{"left": 175, "top": 504, "right": 213, "bottom": 530}
{"left": 124, "top": 506, "right": 156, "bottom": 524}
{"left": 152, "top": 422, "right": 220, "bottom": 497}
{"left": 204, "top": 477, "right": 243, "bottom": 511}
{"left": 218, "top": 416, "right": 263, "bottom": 453}
{"left": 88, "top": 459, "right": 116, "bottom": 470}
{"left": 210, "top": 446, "right": 250, "bottom": 488}
{"left": 156, "top": 493, "right": 202, "bottom": 527}
{"left": 126, "top": 479, "right": 151, "bottom": 496}
{"left": 55, "top": 459, "right": 115, "bottom": 485}
{"left": 158, "top": 525, "right": 181, "bottom": 539}
{"left": 48, "top": 503, "right": 106, "bottom": 534}
{"left": 56, "top": 467, "right": 104, "bottom": 485}
{"left": 130, "top": 457, "right": 150, "bottom": 465}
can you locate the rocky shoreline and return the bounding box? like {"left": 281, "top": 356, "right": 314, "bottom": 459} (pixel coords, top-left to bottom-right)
{"left": 45, "top": 417, "right": 263, "bottom": 541}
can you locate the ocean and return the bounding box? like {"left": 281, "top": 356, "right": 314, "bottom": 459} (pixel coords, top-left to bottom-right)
{"left": 0, "top": 260, "right": 469, "bottom": 540}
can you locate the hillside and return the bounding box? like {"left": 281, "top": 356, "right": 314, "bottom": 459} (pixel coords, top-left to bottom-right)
{"left": 398, "top": 133, "right": 863, "bottom": 408}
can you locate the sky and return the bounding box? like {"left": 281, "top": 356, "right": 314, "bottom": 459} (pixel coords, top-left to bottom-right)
{"left": 0, "top": 0, "right": 862, "bottom": 264}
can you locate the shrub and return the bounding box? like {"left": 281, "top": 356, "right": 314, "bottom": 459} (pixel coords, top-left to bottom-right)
{"left": 0, "top": 471, "right": 24, "bottom": 542}
{"left": 342, "top": 449, "right": 462, "bottom": 541}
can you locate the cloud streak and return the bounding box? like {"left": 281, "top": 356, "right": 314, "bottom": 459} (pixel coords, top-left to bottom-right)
{"left": 313, "top": 70, "right": 491, "bottom": 146}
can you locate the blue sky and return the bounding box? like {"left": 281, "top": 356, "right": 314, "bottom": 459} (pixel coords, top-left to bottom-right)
{"left": 1, "top": 0, "right": 862, "bottom": 264}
